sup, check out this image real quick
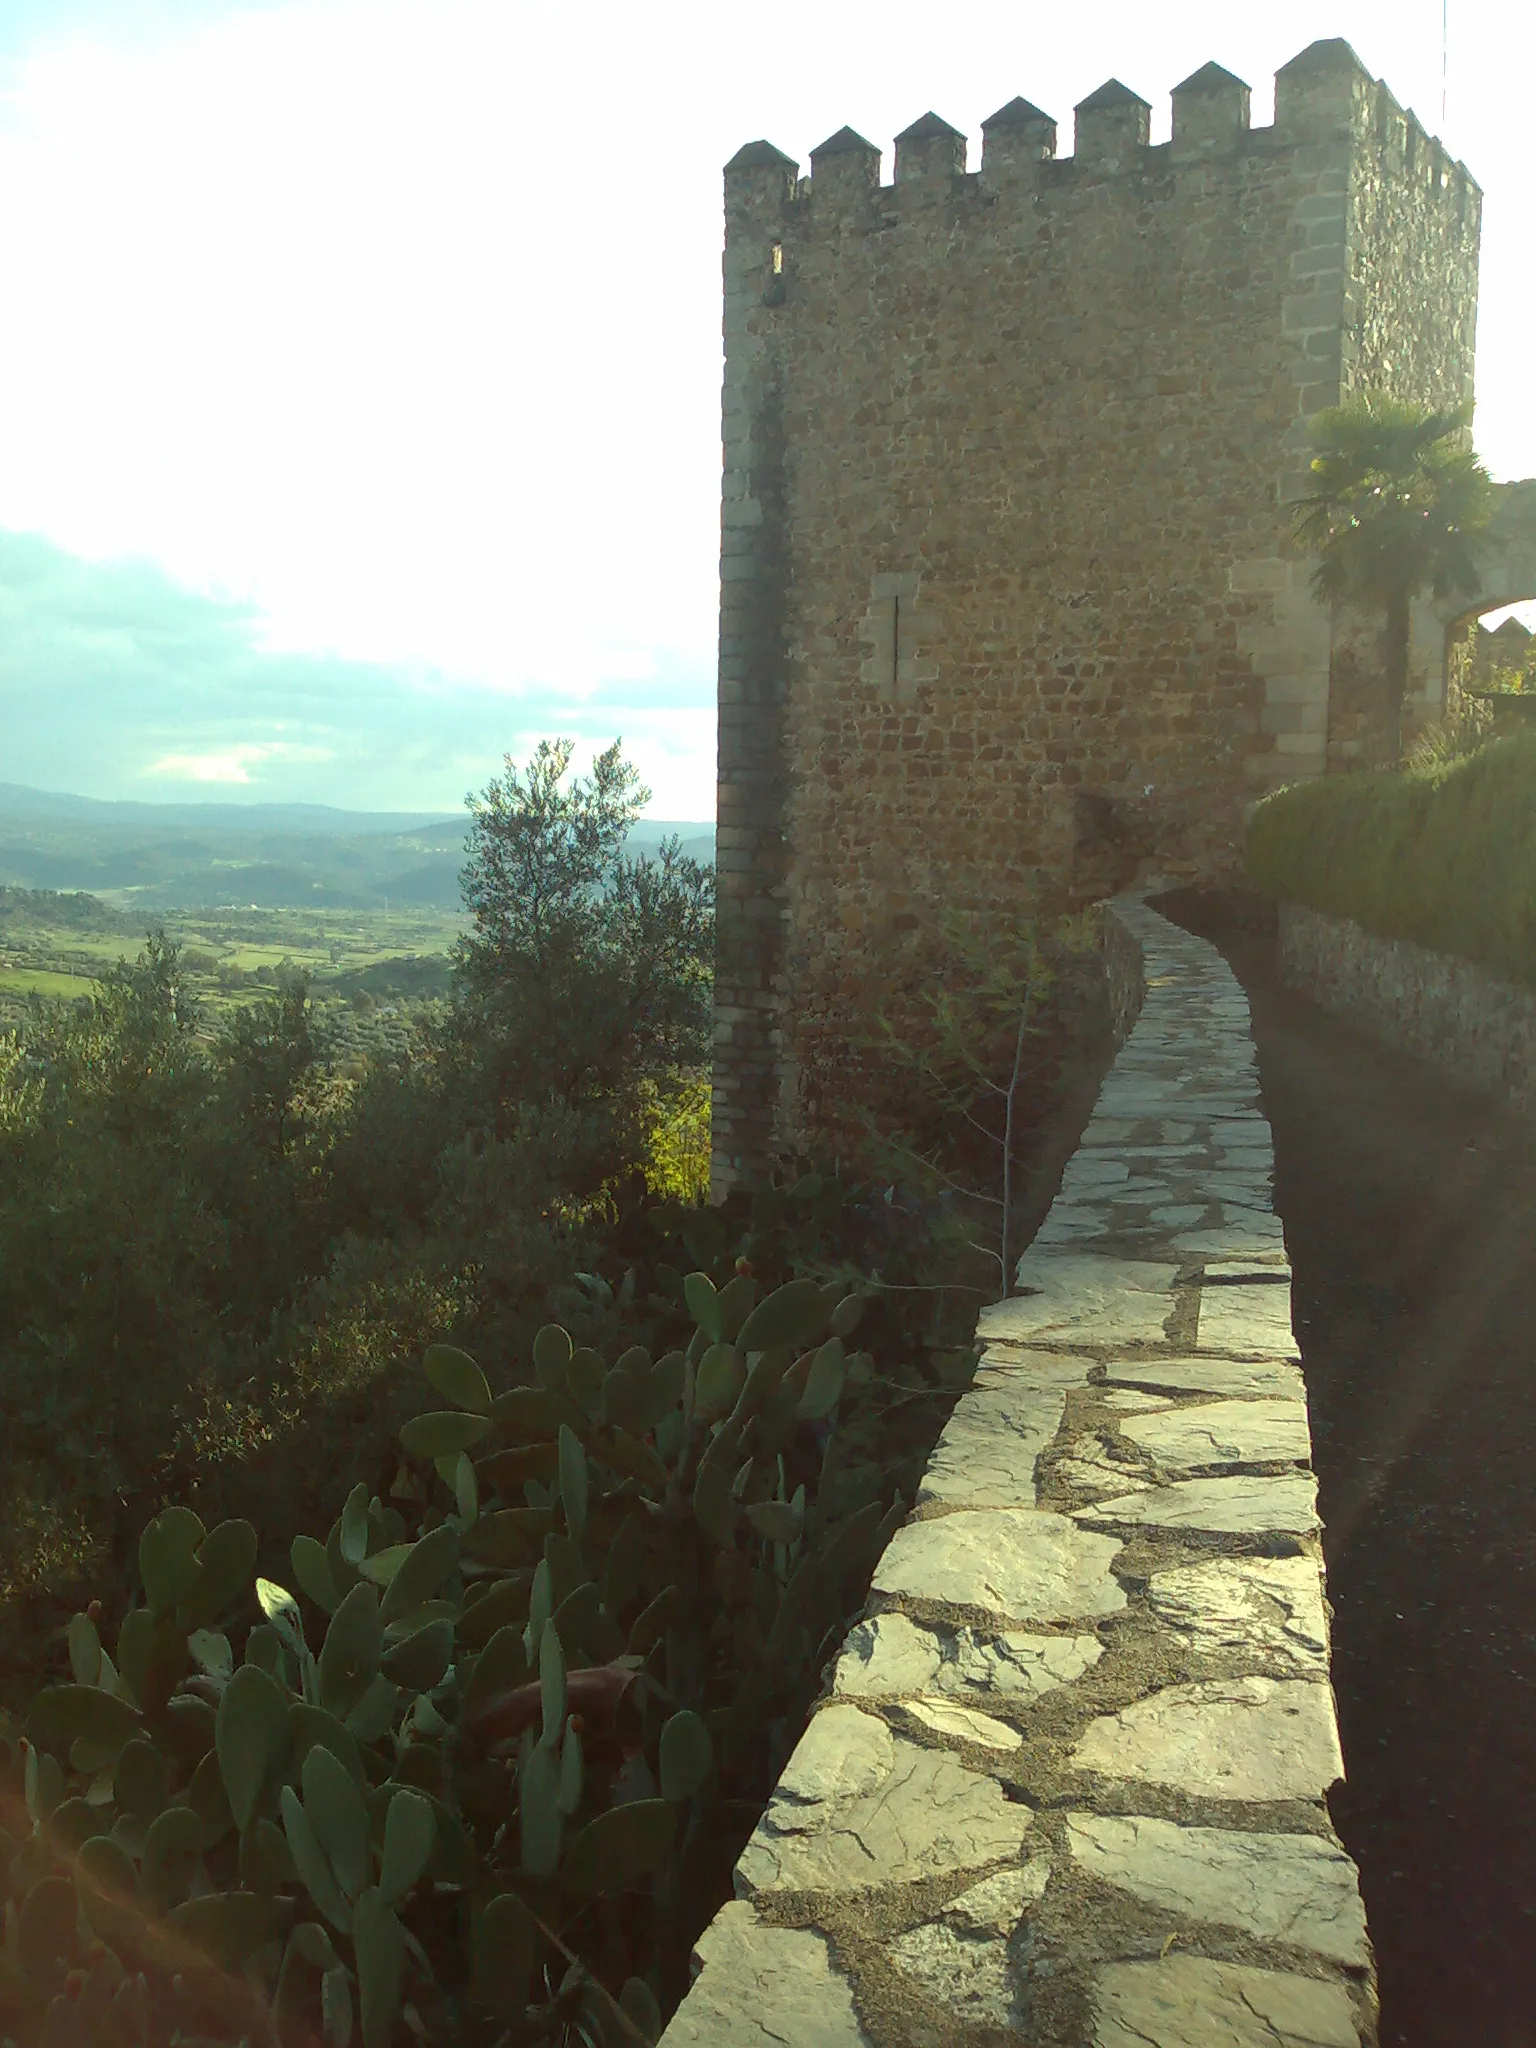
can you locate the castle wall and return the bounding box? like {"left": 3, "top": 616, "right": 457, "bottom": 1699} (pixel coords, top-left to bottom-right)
{"left": 713, "top": 42, "right": 1480, "bottom": 1192}
{"left": 1323, "top": 87, "right": 1483, "bottom": 765}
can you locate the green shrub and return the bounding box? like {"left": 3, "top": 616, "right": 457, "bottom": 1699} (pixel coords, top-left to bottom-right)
{"left": 0, "top": 1263, "right": 912, "bottom": 2048}
{"left": 1246, "top": 733, "right": 1536, "bottom": 990}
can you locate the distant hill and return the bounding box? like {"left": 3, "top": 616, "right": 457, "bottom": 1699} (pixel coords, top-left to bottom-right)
{"left": 0, "top": 785, "right": 713, "bottom": 911}
{"left": 0, "top": 885, "right": 136, "bottom": 933}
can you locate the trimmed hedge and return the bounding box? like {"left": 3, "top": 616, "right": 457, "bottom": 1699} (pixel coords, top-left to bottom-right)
{"left": 1246, "top": 733, "right": 1536, "bottom": 991}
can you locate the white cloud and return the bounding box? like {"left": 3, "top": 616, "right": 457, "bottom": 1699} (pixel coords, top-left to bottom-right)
{"left": 0, "top": 0, "right": 1530, "bottom": 802}
{"left": 148, "top": 741, "right": 334, "bottom": 783}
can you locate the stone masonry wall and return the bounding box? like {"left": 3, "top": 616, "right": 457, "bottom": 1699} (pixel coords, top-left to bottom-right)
{"left": 712, "top": 39, "right": 1481, "bottom": 1192}
{"left": 664, "top": 897, "right": 1374, "bottom": 2047}
{"left": 1279, "top": 902, "right": 1536, "bottom": 1114}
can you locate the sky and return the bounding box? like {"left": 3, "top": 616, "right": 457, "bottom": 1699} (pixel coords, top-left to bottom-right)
{"left": 0, "top": 0, "right": 1530, "bottom": 817}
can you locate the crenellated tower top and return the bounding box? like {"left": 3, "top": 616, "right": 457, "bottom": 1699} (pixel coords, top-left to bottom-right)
{"left": 724, "top": 38, "right": 1480, "bottom": 230}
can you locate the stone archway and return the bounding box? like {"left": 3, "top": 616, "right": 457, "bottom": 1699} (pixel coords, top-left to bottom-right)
{"left": 1433, "top": 478, "right": 1536, "bottom": 732}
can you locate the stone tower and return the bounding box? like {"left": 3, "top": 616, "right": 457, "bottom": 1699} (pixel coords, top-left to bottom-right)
{"left": 712, "top": 38, "right": 1481, "bottom": 1193}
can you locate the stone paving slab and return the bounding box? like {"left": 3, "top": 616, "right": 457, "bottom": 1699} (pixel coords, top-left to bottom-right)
{"left": 873, "top": 1508, "right": 1128, "bottom": 1621}
{"left": 1198, "top": 1280, "right": 1302, "bottom": 1359}
{"left": 982, "top": 1253, "right": 1179, "bottom": 1346}
{"left": 1066, "top": 1811, "right": 1370, "bottom": 1963}
{"left": 1092, "top": 1955, "right": 1362, "bottom": 2047}
{"left": 1146, "top": 1555, "right": 1330, "bottom": 1673}
{"left": 1102, "top": 1356, "right": 1305, "bottom": 1399}
{"left": 736, "top": 1703, "right": 1035, "bottom": 1894}
{"left": 833, "top": 1611, "right": 1104, "bottom": 1700}
{"left": 659, "top": 898, "right": 1373, "bottom": 2047}
{"left": 1119, "top": 1398, "right": 1312, "bottom": 1473}
{"left": 1072, "top": 1677, "right": 1346, "bottom": 1800}
{"left": 1074, "top": 1470, "right": 1320, "bottom": 1535}
{"left": 915, "top": 1381, "right": 1071, "bottom": 1506}
{"left": 661, "top": 1903, "right": 872, "bottom": 2046}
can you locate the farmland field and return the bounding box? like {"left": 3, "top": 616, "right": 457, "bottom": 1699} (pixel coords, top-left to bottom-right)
{"left": 0, "top": 893, "right": 467, "bottom": 1061}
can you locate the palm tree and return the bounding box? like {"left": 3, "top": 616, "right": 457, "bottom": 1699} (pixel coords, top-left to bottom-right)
{"left": 1292, "top": 395, "right": 1493, "bottom": 756}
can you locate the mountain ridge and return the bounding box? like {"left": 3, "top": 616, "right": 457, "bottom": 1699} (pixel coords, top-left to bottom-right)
{"left": 0, "top": 783, "right": 714, "bottom": 909}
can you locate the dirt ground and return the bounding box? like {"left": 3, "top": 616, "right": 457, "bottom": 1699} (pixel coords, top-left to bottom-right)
{"left": 1159, "top": 890, "right": 1536, "bottom": 2048}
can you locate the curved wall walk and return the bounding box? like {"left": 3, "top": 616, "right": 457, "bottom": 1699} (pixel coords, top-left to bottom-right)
{"left": 662, "top": 897, "right": 1375, "bottom": 2048}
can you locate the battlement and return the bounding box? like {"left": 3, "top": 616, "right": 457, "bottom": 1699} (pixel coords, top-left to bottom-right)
{"left": 724, "top": 38, "right": 1479, "bottom": 228}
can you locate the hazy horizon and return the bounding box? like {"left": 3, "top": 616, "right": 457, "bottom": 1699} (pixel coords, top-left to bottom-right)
{"left": 0, "top": 0, "right": 1531, "bottom": 816}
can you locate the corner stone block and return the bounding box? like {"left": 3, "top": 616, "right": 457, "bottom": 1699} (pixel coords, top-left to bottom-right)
{"left": 1273, "top": 36, "right": 1375, "bottom": 142}
{"left": 660, "top": 1901, "right": 871, "bottom": 2047}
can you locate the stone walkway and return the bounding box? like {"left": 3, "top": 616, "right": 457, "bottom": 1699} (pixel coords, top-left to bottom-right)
{"left": 659, "top": 899, "right": 1375, "bottom": 2048}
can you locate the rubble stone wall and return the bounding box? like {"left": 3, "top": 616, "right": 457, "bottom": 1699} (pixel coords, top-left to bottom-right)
{"left": 712, "top": 38, "right": 1482, "bottom": 1191}
{"left": 663, "top": 897, "right": 1375, "bottom": 2047}
{"left": 1279, "top": 901, "right": 1536, "bottom": 1114}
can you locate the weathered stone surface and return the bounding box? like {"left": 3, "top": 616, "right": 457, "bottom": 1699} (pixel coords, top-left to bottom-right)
{"left": 834, "top": 1613, "right": 1104, "bottom": 1700}
{"left": 873, "top": 1510, "right": 1126, "bottom": 1621}
{"left": 1072, "top": 1678, "right": 1345, "bottom": 1801}
{"left": 1032, "top": 1206, "right": 1113, "bottom": 1244}
{"left": 1148, "top": 1203, "right": 1209, "bottom": 1227}
{"left": 1102, "top": 1356, "right": 1305, "bottom": 1400}
{"left": 1065, "top": 1812, "right": 1369, "bottom": 1963}
{"left": 737, "top": 1704, "right": 1034, "bottom": 1894}
{"left": 1074, "top": 1471, "right": 1319, "bottom": 1535}
{"left": 982, "top": 1255, "right": 1178, "bottom": 1347}
{"left": 975, "top": 1346, "right": 1094, "bottom": 1388}
{"left": 662, "top": 1902, "right": 871, "bottom": 2046}
{"left": 916, "top": 1382, "right": 1069, "bottom": 1507}
{"left": 1198, "top": 1282, "right": 1300, "bottom": 1358}
{"left": 1146, "top": 1555, "right": 1329, "bottom": 1673}
{"left": 1119, "top": 1399, "right": 1311, "bottom": 1473}
{"left": 1092, "top": 1955, "right": 1360, "bottom": 2047}
{"left": 1173, "top": 1220, "right": 1288, "bottom": 1260}
{"left": 1053, "top": 1435, "right": 1155, "bottom": 1498}
{"left": 888, "top": 1862, "right": 1049, "bottom": 2028}
{"left": 1101, "top": 1389, "right": 1176, "bottom": 1410}
{"left": 902, "top": 1698, "right": 1022, "bottom": 1751}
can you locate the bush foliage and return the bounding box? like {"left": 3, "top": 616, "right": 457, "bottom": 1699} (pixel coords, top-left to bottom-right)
{"left": 1246, "top": 733, "right": 1536, "bottom": 989}
{"left": 0, "top": 1176, "right": 981, "bottom": 2048}
{"left": 0, "top": 742, "right": 714, "bottom": 1676}
{"left": 0, "top": 736, "right": 1013, "bottom": 2044}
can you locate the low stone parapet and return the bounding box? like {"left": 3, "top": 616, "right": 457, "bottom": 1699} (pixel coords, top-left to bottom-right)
{"left": 1278, "top": 901, "right": 1536, "bottom": 1115}
{"left": 660, "top": 897, "right": 1375, "bottom": 2047}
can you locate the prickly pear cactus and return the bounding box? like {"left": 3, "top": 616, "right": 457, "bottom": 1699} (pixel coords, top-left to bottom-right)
{"left": 0, "top": 1266, "right": 907, "bottom": 2048}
